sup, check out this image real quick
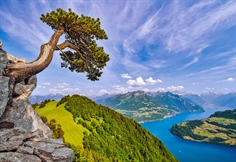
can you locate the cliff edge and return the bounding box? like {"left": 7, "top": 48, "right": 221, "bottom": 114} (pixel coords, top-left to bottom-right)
{"left": 0, "top": 48, "right": 74, "bottom": 161}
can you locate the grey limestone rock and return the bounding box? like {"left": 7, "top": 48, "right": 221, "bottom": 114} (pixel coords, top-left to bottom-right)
{"left": 0, "top": 52, "right": 52, "bottom": 138}
{"left": 0, "top": 48, "right": 74, "bottom": 161}
{"left": 0, "top": 127, "right": 74, "bottom": 162}
{"left": 0, "top": 152, "right": 42, "bottom": 162}
{"left": 0, "top": 49, "right": 9, "bottom": 118}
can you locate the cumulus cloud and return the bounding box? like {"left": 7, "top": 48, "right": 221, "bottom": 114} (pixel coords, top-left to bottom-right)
{"left": 167, "top": 85, "right": 184, "bottom": 91}
{"left": 112, "top": 85, "right": 132, "bottom": 94}
{"left": 48, "top": 82, "right": 79, "bottom": 94}
{"left": 121, "top": 73, "right": 132, "bottom": 79}
{"left": 127, "top": 77, "right": 146, "bottom": 86}
{"left": 43, "top": 82, "right": 51, "bottom": 85}
{"left": 127, "top": 76, "right": 162, "bottom": 86}
{"left": 225, "top": 77, "right": 234, "bottom": 82}
{"left": 145, "top": 77, "right": 162, "bottom": 85}
{"left": 37, "top": 85, "right": 46, "bottom": 88}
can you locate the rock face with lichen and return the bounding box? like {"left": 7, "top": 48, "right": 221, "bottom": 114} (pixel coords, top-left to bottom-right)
{"left": 0, "top": 49, "right": 9, "bottom": 119}
{"left": 0, "top": 127, "right": 74, "bottom": 161}
{"left": 0, "top": 48, "right": 74, "bottom": 161}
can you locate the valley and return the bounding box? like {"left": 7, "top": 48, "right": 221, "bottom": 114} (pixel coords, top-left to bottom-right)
{"left": 95, "top": 91, "right": 204, "bottom": 122}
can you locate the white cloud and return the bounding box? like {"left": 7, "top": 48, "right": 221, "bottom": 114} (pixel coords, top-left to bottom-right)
{"left": 127, "top": 77, "right": 146, "bottom": 86}
{"left": 37, "top": 85, "right": 45, "bottom": 89}
{"left": 43, "top": 82, "right": 51, "bottom": 85}
{"left": 192, "top": 82, "right": 203, "bottom": 85}
{"left": 112, "top": 85, "right": 132, "bottom": 94}
{"left": 122, "top": 0, "right": 236, "bottom": 54}
{"left": 204, "top": 87, "right": 214, "bottom": 91}
{"left": 167, "top": 85, "right": 184, "bottom": 91}
{"left": 121, "top": 73, "right": 132, "bottom": 79}
{"left": 55, "top": 83, "right": 70, "bottom": 88}
{"left": 0, "top": 10, "right": 49, "bottom": 53}
{"left": 49, "top": 87, "right": 80, "bottom": 94}
{"left": 178, "top": 57, "right": 199, "bottom": 70}
{"left": 127, "top": 76, "right": 163, "bottom": 86}
{"left": 142, "top": 88, "right": 149, "bottom": 92}
{"left": 145, "top": 77, "right": 162, "bottom": 85}
{"left": 225, "top": 77, "right": 234, "bottom": 82}
{"left": 98, "top": 89, "right": 108, "bottom": 95}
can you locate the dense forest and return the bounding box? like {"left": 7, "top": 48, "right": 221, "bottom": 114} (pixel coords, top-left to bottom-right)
{"left": 35, "top": 95, "right": 178, "bottom": 162}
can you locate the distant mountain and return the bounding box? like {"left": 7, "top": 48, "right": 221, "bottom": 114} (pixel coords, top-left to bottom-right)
{"left": 149, "top": 92, "right": 204, "bottom": 113}
{"left": 96, "top": 91, "right": 171, "bottom": 122}
{"left": 36, "top": 95, "right": 178, "bottom": 161}
{"left": 181, "top": 94, "right": 206, "bottom": 106}
{"left": 200, "top": 92, "right": 223, "bottom": 103}
{"left": 30, "top": 93, "right": 63, "bottom": 104}
{"left": 171, "top": 109, "right": 236, "bottom": 147}
{"left": 89, "top": 93, "right": 113, "bottom": 101}
{"left": 211, "top": 92, "right": 236, "bottom": 108}
{"left": 97, "top": 91, "right": 161, "bottom": 110}
{"left": 96, "top": 91, "right": 204, "bottom": 122}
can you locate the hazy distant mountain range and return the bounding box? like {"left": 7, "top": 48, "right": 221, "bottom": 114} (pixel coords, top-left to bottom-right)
{"left": 30, "top": 91, "right": 235, "bottom": 121}
{"left": 180, "top": 92, "right": 235, "bottom": 108}
{"left": 94, "top": 91, "right": 204, "bottom": 122}
{"left": 30, "top": 93, "right": 63, "bottom": 104}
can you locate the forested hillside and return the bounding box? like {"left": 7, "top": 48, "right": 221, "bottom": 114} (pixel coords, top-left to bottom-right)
{"left": 35, "top": 95, "right": 178, "bottom": 162}
{"left": 96, "top": 91, "right": 204, "bottom": 122}
{"left": 171, "top": 109, "right": 236, "bottom": 147}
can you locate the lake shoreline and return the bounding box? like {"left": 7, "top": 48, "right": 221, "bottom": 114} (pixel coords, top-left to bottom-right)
{"left": 141, "top": 107, "right": 236, "bottom": 162}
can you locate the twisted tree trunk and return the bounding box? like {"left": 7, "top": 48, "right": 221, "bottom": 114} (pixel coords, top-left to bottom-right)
{"left": 5, "top": 28, "right": 64, "bottom": 82}
{"left": 4, "top": 28, "right": 64, "bottom": 103}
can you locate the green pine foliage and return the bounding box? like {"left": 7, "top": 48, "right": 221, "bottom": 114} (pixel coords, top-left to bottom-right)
{"left": 57, "top": 95, "right": 71, "bottom": 107}
{"left": 40, "top": 8, "right": 110, "bottom": 81}
{"left": 40, "top": 116, "right": 65, "bottom": 140}
{"left": 35, "top": 99, "right": 52, "bottom": 108}
{"left": 61, "top": 95, "right": 178, "bottom": 162}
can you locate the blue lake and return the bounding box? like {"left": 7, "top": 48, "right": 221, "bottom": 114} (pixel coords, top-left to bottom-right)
{"left": 141, "top": 108, "right": 236, "bottom": 162}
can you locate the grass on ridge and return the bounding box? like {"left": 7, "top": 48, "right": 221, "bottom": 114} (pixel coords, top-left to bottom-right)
{"left": 35, "top": 101, "right": 87, "bottom": 146}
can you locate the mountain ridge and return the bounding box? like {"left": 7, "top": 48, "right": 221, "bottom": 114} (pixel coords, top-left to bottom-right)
{"left": 35, "top": 95, "right": 179, "bottom": 161}
{"left": 95, "top": 91, "right": 204, "bottom": 122}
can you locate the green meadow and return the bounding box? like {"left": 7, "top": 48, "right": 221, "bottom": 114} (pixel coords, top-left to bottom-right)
{"left": 35, "top": 101, "right": 86, "bottom": 145}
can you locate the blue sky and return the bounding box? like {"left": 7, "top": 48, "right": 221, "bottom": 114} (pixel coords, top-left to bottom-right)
{"left": 0, "top": 0, "right": 235, "bottom": 96}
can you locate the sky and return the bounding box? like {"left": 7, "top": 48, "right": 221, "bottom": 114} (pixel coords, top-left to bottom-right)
{"left": 0, "top": 0, "right": 235, "bottom": 96}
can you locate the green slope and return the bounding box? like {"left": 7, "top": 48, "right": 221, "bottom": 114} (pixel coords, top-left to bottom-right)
{"left": 36, "top": 95, "right": 179, "bottom": 162}
{"left": 171, "top": 109, "right": 236, "bottom": 147}
{"left": 36, "top": 101, "right": 87, "bottom": 145}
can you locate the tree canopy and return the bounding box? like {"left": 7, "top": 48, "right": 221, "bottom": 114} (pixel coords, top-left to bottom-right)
{"left": 41, "top": 8, "right": 110, "bottom": 81}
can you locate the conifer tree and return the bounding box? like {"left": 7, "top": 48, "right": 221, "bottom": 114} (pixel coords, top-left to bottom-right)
{"left": 4, "top": 8, "right": 109, "bottom": 101}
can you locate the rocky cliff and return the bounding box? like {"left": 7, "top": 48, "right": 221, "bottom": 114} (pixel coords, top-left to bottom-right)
{"left": 0, "top": 48, "right": 74, "bottom": 161}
